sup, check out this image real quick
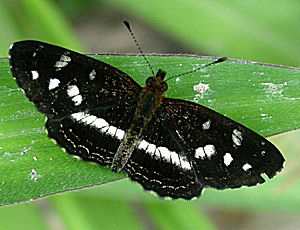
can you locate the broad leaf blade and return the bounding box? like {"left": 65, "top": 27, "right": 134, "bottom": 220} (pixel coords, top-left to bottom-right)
{"left": 0, "top": 54, "right": 299, "bottom": 206}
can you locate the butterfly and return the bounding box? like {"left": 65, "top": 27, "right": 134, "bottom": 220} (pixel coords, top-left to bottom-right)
{"left": 9, "top": 24, "right": 285, "bottom": 200}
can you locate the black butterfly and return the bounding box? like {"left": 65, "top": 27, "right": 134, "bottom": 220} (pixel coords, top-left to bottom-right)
{"left": 9, "top": 37, "right": 285, "bottom": 200}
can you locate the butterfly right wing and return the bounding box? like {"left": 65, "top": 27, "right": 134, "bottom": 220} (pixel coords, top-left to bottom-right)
{"left": 10, "top": 40, "right": 142, "bottom": 165}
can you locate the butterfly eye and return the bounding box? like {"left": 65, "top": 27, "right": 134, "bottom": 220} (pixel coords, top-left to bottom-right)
{"left": 146, "top": 77, "right": 155, "bottom": 87}
{"left": 160, "top": 81, "right": 168, "bottom": 92}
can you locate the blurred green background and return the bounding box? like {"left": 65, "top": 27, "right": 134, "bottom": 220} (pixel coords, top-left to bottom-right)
{"left": 0, "top": 0, "right": 300, "bottom": 229}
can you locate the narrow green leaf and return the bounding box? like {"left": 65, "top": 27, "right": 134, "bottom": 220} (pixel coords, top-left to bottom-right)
{"left": 0, "top": 0, "right": 83, "bottom": 56}
{"left": 50, "top": 194, "right": 143, "bottom": 230}
{"left": 0, "top": 2, "right": 20, "bottom": 55}
{"left": 0, "top": 202, "right": 48, "bottom": 230}
{"left": 144, "top": 202, "right": 216, "bottom": 230}
{"left": 104, "top": 0, "right": 300, "bottom": 66}
{"left": 0, "top": 54, "right": 299, "bottom": 206}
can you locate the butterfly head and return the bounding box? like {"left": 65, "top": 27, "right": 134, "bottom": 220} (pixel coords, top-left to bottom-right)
{"left": 145, "top": 69, "right": 168, "bottom": 92}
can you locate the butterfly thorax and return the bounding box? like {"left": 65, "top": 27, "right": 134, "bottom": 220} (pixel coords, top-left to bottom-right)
{"left": 111, "top": 70, "right": 168, "bottom": 173}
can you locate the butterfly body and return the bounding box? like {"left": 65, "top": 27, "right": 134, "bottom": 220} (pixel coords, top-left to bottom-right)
{"left": 112, "top": 70, "right": 167, "bottom": 173}
{"left": 9, "top": 40, "right": 285, "bottom": 199}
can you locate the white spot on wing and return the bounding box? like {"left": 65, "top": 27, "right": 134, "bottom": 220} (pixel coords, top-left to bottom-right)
{"left": 92, "top": 118, "right": 108, "bottom": 129}
{"left": 70, "top": 112, "right": 192, "bottom": 170}
{"left": 204, "top": 145, "right": 216, "bottom": 158}
{"left": 223, "top": 153, "right": 233, "bottom": 166}
{"left": 115, "top": 129, "right": 125, "bottom": 140}
{"left": 49, "top": 78, "right": 60, "bottom": 90}
{"left": 72, "top": 95, "right": 83, "bottom": 106}
{"left": 81, "top": 115, "right": 96, "bottom": 124}
{"left": 242, "top": 163, "right": 252, "bottom": 171}
{"left": 195, "top": 147, "right": 205, "bottom": 159}
{"left": 31, "top": 70, "right": 39, "bottom": 80}
{"left": 138, "top": 140, "right": 149, "bottom": 150}
{"left": 107, "top": 126, "right": 117, "bottom": 136}
{"left": 233, "top": 129, "right": 243, "bottom": 139}
{"left": 180, "top": 158, "right": 191, "bottom": 170}
{"left": 195, "top": 145, "right": 216, "bottom": 159}
{"left": 100, "top": 125, "right": 109, "bottom": 132}
{"left": 89, "top": 70, "right": 96, "bottom": 80}
{"left": 67, "top": 85, "right": 82, "bottom": 105}
{"left": 232, "top": 129, "right": 243, "bottom": 146}
{"left": 67, "top": 85, "right": 80, "bottom": 97}
{"left": 170, "top": 151, "right": 181, "bottom": 166}
{"left": 146, "top": 144, "right": 156, "bottom": 154}
{"left": 155, "top": 147, "right": 190, "bottom": 170}
{"left": 157, "top": 147, "right": 170, "bottom": 159}
{"left": 71, "top": 112, "right": 85, "bottom": 120}
{"left": 55, "top": 54, "right": 71, "bottom": 68}
{"left": 202, "top": 120, "right": 211, "bottom": 130}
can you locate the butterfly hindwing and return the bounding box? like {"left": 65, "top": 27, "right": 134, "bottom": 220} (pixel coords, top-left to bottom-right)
{"left": 124, "top": 113, "right": 203, "bottom": 199}
{"left": 126, "top": 149, "right": 203, "bottom": 199}
{"left": 46, "top": 116, "right": 120, "bottom": 166}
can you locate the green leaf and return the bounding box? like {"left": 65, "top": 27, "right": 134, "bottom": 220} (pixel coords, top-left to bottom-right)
{"left": 0, "top": 202, "right": 48, "bottom": 230}
{"left": 143, "top": 201, "right": 216, "bottom": 230}
{"left": 104, "top": 0, "right": 300, "bottom": 66}
{"left": 0, "top": 54, "right": 299, "bottom": 206}
{"left": 0, "top": 0, "right": 83, "bottom": 56}
{"left": 50, "top": 194, "right": 143, "bottom": 230}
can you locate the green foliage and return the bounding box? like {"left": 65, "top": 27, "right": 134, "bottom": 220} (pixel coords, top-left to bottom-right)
{"left": 0, "top": 0, "right": 83, "bottom": 56}
{"left": 0, "top": 0, "right": 300, "bottom": 229}
{"left": 0, "top": 55, "right": 299, "bottom": 206}
{"left": 105, "top": 0, "right": 300, "bottom": 66}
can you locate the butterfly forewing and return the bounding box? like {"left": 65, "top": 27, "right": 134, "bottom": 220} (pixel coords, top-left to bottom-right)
{"left": 9, "top": 41, "right": 141, "bottom": 125}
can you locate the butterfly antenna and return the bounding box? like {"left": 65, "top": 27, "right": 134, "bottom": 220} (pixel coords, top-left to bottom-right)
{"left": 124, "top": 20, "right": 155, "bottom": 77}
{"left": 165, "top": 57, "right": 227, "bottom": 82}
